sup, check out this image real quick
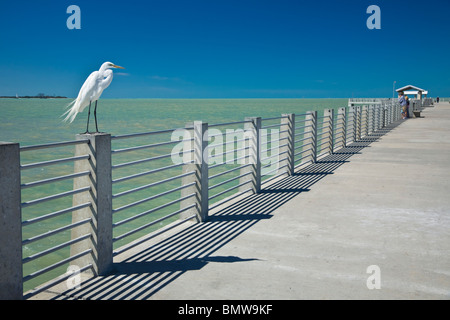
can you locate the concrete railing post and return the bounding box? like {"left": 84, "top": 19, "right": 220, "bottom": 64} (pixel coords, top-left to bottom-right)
{"left": 280, "top": 113, "right": 295, "bottom": 175}
{"left": 181, "top": 121, "right": 209, "bottom": 222}
{"left": 71, "top": 133, "right": 113, "bottom": 277}
{"left": 337, "top": 107, "right": 347, "bottom": 149}
{"left": 348, "top": 106, "right": 356, "bottom": 144}
{"left": 377, "top": 105, "right": 383, "bottom": 130}
{"left": 240, "top": 117, "right": 261, "bottom": 194}
{"left": 370, "top": 105, "right": 376, "bottom": 134}
{"left": 356, "top": 106, "right": 362, "bottom": 141}
{"left": 362, "top": 106, "right": 369, "bottom": 138}
{"left": 323, "top": 109, "right": 334, "bottom": 156}
{"left": 0, "top": 142, "right": 23, "bottom": 300}
{"left": 304, "top": 111, "right": 317, "bottom": 164}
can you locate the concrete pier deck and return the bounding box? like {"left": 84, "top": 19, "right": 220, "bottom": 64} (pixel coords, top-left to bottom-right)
{"left": 32, "top": 103, "right": 450, "bottom": 300}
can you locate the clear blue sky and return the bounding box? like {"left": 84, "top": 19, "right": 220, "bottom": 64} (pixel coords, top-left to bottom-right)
{"left": 1, "top": 0, "right": 449, "bottom": 98}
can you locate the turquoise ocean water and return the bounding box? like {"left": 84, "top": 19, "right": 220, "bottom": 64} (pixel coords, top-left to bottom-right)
{"left": 1, "top": 98, "right": 348, "bottom": 292}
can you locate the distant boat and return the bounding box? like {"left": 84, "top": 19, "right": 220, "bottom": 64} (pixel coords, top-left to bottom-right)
{"left": 16, "top": 94, "right": 19, "bottom": 99}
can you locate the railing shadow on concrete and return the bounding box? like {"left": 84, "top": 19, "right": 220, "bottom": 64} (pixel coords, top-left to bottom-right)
{"left": 47, "top": 122, "right": 401, "bottom": 300}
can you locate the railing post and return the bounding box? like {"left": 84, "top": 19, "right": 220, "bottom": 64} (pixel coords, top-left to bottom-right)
{"left": 362, "top": 105, "right": 369, "bottom": 138}
{"left": 304, "top": 111, "right": 317, "bottom": 164}
{"left": 377, "top": 105, "right": 382, "bottom": 130}
{"left": 347, "top": 106, "right": 356, "bottom": 144}
{"left": 356, "top": 106, "right": 362, "bottom": 141}
{"left": 71, "top": 133, "right": 113, "bottom": 277}
{"left": 370, "top": 105, "right": 376, "bottom": 134}
{"left": 0, "top": 142, "right": 23, "bottom": 300}
{"left": 337, "top": 107, "right": 347, "bottom": 149}
{"left": 181, "top": 121, "right": 209, "bottom": 222}
{"left": 323, "top": 109, "right": 334, "bottom": 155}
{"left": 240, "top": 117, "right": 261, "bottom": 194}
{"left": 280, "top": 113, "right": 295, "bottom": 175}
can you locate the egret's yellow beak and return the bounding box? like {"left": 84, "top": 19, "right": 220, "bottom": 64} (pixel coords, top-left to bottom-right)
{"left": 113, "top": 64, "right": 125, "bottom": 69}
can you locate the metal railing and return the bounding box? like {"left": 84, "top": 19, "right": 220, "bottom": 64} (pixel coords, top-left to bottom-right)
{"left": 19, "top": 139, "right": 94, "bottom": 297}
{"left": 0, "top": 99, "right": 401, "bottom": 299}
{"left": 110, "top": 127, "right": 198, "bottom": 254}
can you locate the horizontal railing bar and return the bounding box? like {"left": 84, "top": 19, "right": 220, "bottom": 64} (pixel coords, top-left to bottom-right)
{"left": 294, "top": 136, "right": 311, "bottom": 144}
{"left": 208, "top": 180, "right": 252, "bottom": 201}
{"left": 22, "top": 202, "right": 92, "bottom": 226}
{"left": 334, "top": 137, "right": 344, "bottom": 144}
{"left": 23, "top": 264, "right": 93, "bottom": 299}
{"left": 279, "top": 127, "right": 291, "bottom": 134}
{"left": 113, "top": 204, "right": 196, "bottom": 242}
{"left": 233, "top": 153, "right": 251, "bottom": 164}
{"left": 21, "top": 155, "right": 90, "bottom": 170}
{"left": 208, "top": 161, "right": 227, "bottom": 170}
{"left": 112, "top": 152, "right": 173, "bottom": 169}
{"left": 294, "top": 157, "right": 312, "bottom": 165}
{"left": 297, "top": 116, "right": 311, "bottom": 124}
{"left": 262, "top": 163, "right": 288, "bottom": 177}
{"left": 209, "top": 152, "right": 251, "bottom": 169}
{"left": 261, "top": 161, "right": 274, "bottom": 170}
{"left": 209, "top": 171, "right": 251, "bottom": 190}
{"left": 208, "top": 136, "right": 249, "bottom": 149}
{"left": 111, "top": 139, "right": 186, "bottom": 154}
{"left": 113, "top": 214, "right": 196, "bottom": 256}
{"left": 20, "top": 139, "right": 89, "bottom": 152}
{"left": 112, "top": 162, "right": 187, "bottom": 184}
{"left": 262, "top": 123, "right": 285, "bottom": 129}
{"left": 23, "top": 249, "right": 93, "bottom": 283}
{"left": 113, "top": 193, "right": 196, "bottom": 228}
{"left": 22, "top": 233, "right": 91, "bottom": 264}
{"left": 262, "top": 168, "right": 289, "bottom": 185}
{"left": 294, "top": 146, "right": 313, "bottom": 158}
{"left": 21, "top": 171, "right": 90, "bottom": 189}
{"left": 260, "top": 148, "right": 288, "bottom": 162}
{"left": 295, "top": 124, "right": 312, "bottom": 132}
{"left": 262, "top": 142, "right": 288, "bottom": 155}
{"left": 112, "top": 171, "right": 195, "bottom": 199}
{"left": 211, "top": 145, "right": 250, "bottom": 159}
{"left": 261, "top": 116, "right": 287, "bottom": 121}
{"left": 208, "top": 120, "right": 251, "bottom": 128}
{"left": 21, "top": 186, "right": 91, "bottom": 208}
{"left": 208, "top": 187, "right": 253, "bottom": 211}
{"left": 22, "top": 217, "right": 92, "bottom": 246}
{"left": 111, "top": 128, "right": 185, "bottom": 140}
{"left": 294, "top": 141, "right": 313, "bottom": 151}
{"left": 209, "top": 163, "right": 251, "bottom": 180}
{"left": 113, "top": 182, "right": 195, "bottom": 214}
{"left": 317, "top": 135, "right": 330, "bottom": 142}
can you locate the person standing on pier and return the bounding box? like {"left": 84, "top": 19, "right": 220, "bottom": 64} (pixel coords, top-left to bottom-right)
{"left": 398, "top": 91, "right": 407, "bottom": 119}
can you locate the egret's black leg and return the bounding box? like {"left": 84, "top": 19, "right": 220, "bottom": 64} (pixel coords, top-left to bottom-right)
{"left": 84, "top": 101, "right": 92, "bottom": 134}
{"left": 94, "top": 100, "right": 99, "bottom": 133}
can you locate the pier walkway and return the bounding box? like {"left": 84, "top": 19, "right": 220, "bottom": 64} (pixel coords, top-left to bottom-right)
{"left": 32, "top": 103, "right": 450, "bottom": 300}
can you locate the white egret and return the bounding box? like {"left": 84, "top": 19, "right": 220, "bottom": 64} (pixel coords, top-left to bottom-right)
{"left": 63, "top": 61, "right": 125, "bottom": 133}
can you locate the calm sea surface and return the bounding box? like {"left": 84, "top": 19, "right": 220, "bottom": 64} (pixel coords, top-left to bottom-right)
{"left": 1, "top": 98, "right": 348, "bottom": 144}
{"left": 0, "top": 98, "right": 348, "bottom": 292}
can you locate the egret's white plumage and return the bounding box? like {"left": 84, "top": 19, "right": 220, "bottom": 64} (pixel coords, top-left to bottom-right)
{"left": 63, "top": 61, "right": 124, "bottom": 132}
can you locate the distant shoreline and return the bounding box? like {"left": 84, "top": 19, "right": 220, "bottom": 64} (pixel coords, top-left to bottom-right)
{"left": 0, "top": 95, "right": 67, "bottom": 99}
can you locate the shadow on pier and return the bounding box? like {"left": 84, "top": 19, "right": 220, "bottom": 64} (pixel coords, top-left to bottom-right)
{"left": 53, "top": 122, "right": 401, "bottom": 300}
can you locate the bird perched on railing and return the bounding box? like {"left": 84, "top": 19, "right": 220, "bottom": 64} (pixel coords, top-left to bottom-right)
{"left": 63, "top": 61, "right": 124, "bottom": 133}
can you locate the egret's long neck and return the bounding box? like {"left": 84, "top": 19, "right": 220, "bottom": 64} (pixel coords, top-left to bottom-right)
{"left": 98, "top": 64, "right": 109, "bottom": 74}
{"left": 102, "top": 72, "right": 113, "bottom": 88}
